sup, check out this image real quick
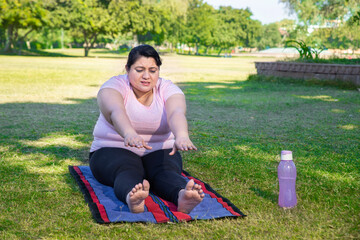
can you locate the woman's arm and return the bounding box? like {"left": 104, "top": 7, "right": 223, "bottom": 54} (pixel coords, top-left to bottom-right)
{"left": 165, "top": 94, "right": 197, "bottom": 155}
{"left": 97, "top": 88, "right": 152, "bottom": 149}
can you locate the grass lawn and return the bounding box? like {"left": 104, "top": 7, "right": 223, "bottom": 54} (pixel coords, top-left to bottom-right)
{"left": 0, "top": 50, "right": 359, "bottom": 239}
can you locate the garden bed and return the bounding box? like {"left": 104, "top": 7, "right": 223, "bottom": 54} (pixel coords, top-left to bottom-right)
{"left": 255, "top": 61, "right": 360, "bottom": 87}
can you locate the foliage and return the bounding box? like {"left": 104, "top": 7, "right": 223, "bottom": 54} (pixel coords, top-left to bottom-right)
{"left": 255, "top": 23, "right": 282, "bottom": 50}
{"left": 349, "top": 11, "right": 360, "bottom": 26}
{"left": 276, "top": 19, "right": 298, "bottom": 41}
{"left": 309, "top": 23, "right": 360, "bottom": 51}
{"left": 61, "top": 0, "right": 116, "bottom": 56}
{"left": 242, "top": 18, "right": 262, "bottom": 48}
{"left": 184, "top": 0, "right": 215, "bottom": 54}
{"left": 109, "top": 0, "right": 171, "bottom": 45}
{"left": 149, "top": 0, "right": 188, "bottom": 46}
{"left": 0, "top": 0, "right": 51, "bottom": 53}
{"left": 286, "top": 39, "right": 325, "bottom": 60}
{"left": 211, "top": 7, "right": 248, "bottom": 55}
{"left": 279, "top": 1, "right": 360, "bottom": 53}
{"left": 1, "top": 0, "right": 267, "bottom": 55}
{"left": 4, "top": 0, "right": 360, "bottom": 55}
{"left": 280, "top": 0, "right": 360, "bottom": 25}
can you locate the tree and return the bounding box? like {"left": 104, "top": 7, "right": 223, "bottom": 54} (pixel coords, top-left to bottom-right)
{"left": 236, "top": 8, "right": 262, "bottom": 48}
{"left": 255, "top": 23, "right": 282, "bottom": 50}
{"left": 311, "top": 24, "right": 360, "bottom": 51}
{"left": 277, "top": 19, "right": 298, "bottom": 41}
{"left": 156, "top": 0, "right": 188, "bottom": 51}
{"left": 60, "top": 0, "right": 116, "bottom": 57}
{"left": 212, "top": 6, "right": 249, "bottom": 55}
{"left": 0, "top": 0, "right": 50, "bottom": 53}
{"left": 109, "top": 0, "right": 170, "bottom": 46}
{"left": 280, "top": 0, "right": 360, "bottom": 25}
{"left": 185, "top": 0, "right": 215, "bottom": 55}
{"left": 280, "top": 0, "right": 360, "bottom": 50}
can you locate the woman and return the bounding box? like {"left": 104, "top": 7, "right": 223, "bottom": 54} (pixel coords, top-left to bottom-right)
{"left": 89, "top": 45, "right": 204, "bottom": 214}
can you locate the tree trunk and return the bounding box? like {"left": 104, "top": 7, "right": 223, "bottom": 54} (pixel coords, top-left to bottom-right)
{"left": 17, "top": 40, "right": 23, "bottom": 55}
{"left": 83, "top": 31, "right": 89, "bottom": 57}
{"left": 84, "top": 47, "right": 89, "bottom": 57}
{"left": 16, "top": 29, "right": 34, "bottom": 55}
{"left": 217, "top": 48, "right": 223, "bottom": 56}
{"left": 4, "top": 25, "right": 14, "bottom": 53}
{"left": 83, "top": 32, "right": 98, "bottom": 57}
{"left": 88, "top": 33, "right": 98, "bottom": 57}
{"left": 61, "top": 28, "right": 64, "bottom": 49}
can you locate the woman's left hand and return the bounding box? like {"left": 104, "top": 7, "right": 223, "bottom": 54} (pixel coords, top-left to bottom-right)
{"left": 169, "top": 136, "right": 197, "bottom": 155}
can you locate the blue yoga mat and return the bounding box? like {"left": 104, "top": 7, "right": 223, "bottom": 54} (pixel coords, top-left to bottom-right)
{"left": 69, "top": 166, "right": 246, "bottom": 223}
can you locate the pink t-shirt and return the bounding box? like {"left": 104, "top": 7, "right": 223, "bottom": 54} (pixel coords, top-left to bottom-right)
{"left": 90, "top": 74, "right": 184, "bottom": 156}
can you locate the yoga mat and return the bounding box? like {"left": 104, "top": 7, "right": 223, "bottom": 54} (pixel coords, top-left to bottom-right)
{"left": 69, "top": 166, "right": 246, "bottom": 223}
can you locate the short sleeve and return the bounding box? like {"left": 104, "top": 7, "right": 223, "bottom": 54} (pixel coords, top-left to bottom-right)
{"left": 100, "top": 75, "right": 129, "bottom": 98}
{"left": 158, "top": 78, "right": 184, "bottom": 101}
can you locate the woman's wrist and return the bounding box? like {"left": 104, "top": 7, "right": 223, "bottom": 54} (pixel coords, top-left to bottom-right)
{"left": 124, "top": 131, "right": 138, "bottom": 138}
{"left": 174, "top": 131, "right": 189, "bottom": 139}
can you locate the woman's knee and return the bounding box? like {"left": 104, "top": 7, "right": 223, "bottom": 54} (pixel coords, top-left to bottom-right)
{"left": 90, "top": 147, "right": 144, "bottom": 186}
{"left": 142, "top": 149, "right": 183, "bottom": 181}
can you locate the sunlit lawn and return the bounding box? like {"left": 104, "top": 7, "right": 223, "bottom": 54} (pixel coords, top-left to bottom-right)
{"left": 0, "top": 50, "right": 359, "bottom": 239}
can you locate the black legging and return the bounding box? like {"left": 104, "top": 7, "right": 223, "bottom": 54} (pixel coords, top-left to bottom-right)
{"left": 89, "top": 147, "right": 187, "bottom": 205}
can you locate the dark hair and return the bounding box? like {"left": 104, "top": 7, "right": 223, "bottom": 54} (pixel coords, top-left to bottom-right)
{"left": 126, "top": 44, "right": 162, "bottom": 70}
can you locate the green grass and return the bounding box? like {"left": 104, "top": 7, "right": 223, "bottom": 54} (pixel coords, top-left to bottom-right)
{"left": 292, "top": 56, "right": 360, "bottom": 65}
{"left": 0, "top": 49, "right": 359, "bottom": 239}
{"left": 248, "top": 74, "right": 359, "bottom": 90}
{"left": 0, "top": 48, "right": 130, "bottom": 58}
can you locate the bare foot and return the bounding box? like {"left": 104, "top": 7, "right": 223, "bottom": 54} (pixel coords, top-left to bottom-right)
{"left": 126, "top": 180, "right": 150, "bottom": 213}
{"left": 177, "top": 179, "right": 205, "bottom": 213}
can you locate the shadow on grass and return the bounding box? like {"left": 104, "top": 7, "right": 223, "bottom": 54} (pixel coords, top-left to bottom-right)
{"left": 249, "top": 187, "right": 278, "bottom": 204}
{"left": 0, "top": 98, "right": 100, "bottom": 217}
{"left": 0, "top": 98, "right": 98, "bottom": 164}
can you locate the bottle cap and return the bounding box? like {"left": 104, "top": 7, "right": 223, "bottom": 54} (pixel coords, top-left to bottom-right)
{"left": 281, "top": 150, "right": 293, "bottom": 161}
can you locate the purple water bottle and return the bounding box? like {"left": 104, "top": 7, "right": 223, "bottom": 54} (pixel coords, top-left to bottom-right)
{"left": 278, "top": 150, "right": 297, "bottom": 208}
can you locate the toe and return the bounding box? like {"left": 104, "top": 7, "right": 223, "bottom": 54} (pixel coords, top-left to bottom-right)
{"left": 185, "top": 179, "right": 195, "bottom": 190}
{"left": 143, "top": 179, "right": 150, "bottom": 191}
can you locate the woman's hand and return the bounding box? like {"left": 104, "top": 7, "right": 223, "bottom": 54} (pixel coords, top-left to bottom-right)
{"left": 124, "top": 133, "right": 152, "bottom": 150}
{"left": 169, "top": 136, "right": 197, "bottom": 155}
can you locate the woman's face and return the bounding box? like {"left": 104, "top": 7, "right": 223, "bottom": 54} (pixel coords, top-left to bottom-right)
{"left": 127, "top": 56, "right": 159, "bottom": 95}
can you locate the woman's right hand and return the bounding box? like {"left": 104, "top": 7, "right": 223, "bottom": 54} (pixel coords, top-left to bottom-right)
{"left": 124, "top": 133, "right": 152, "bottom": 150}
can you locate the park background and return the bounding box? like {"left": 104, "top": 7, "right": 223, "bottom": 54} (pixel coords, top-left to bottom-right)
{"left": 1, "top": 0, "right": 359, "bottom": 239}
{"left": 1, "top": 0, "right": 360, "bottom": 56}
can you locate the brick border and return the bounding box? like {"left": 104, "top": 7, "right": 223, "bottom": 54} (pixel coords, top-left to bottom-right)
{"left": 255, "top": 61, "right": 360, "bottom": 87}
